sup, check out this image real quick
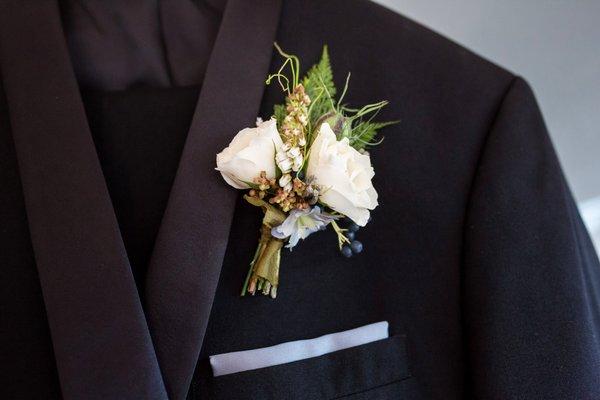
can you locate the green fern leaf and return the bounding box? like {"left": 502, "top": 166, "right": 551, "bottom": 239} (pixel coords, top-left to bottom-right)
{"left": 303, "top": 45, "right": 336, "bottom": 98}
{"left": 350, "top": 120, "right": 398, "bottom": 150}
{"left": 302, "top": 46, "right": 337, "bottom": 124}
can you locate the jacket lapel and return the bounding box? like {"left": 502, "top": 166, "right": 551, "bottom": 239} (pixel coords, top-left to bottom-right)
{"left": 0, "top": 2, "right": 168, "bottom": 399}
{"left": 144, "top": 0, "right": 282, "bottom": 398}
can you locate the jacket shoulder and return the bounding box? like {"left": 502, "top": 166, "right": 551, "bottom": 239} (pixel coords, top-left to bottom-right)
{"left": 281, "top": 0, "right": 515, "bottom": 100}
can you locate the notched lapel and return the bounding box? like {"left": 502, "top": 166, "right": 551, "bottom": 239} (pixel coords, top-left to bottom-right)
{"left": 144, "top": 0, "right": 282, "bottom": 399}
{"left": 0, "top": 2, "right": 167, "bottom": 399}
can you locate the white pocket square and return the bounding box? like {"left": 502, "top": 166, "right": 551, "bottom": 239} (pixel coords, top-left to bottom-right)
{"left": 209, "top": 321, "right": 389, "bottom": 377}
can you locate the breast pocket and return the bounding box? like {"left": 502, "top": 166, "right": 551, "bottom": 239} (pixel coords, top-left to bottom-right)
{"left": 201, "top": 335, "right": 420, "bottom": 400}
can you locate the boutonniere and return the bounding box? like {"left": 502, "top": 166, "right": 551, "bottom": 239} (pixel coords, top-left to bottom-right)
{"left": 216, "top": 44, "right": 396, "bottom": 298}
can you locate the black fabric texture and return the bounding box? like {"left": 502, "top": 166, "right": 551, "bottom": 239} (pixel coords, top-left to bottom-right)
{"left": 82, "top": 86, "right": 199, "bottom": 295}
{"left": 462, "top": 77, "right": 600, "bottom": 398}
{"left": 0, "top": 0, "right": 599, "bottom": 399}
{"left": 58, "top": 0, "right": 226, "bottom": 90}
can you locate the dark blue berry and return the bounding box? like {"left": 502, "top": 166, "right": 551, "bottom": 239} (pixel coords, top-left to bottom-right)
{"left": 341, "top": 245, "right": 353, "bottom": 258}
{"left": 348, "top": 222, "right": 360, "bottom": 233}
{"left": 345, "top": 231, "right": 356, "bottom": 241}
{"left": 350, "top": 240, "right": 363, "bottom": 254}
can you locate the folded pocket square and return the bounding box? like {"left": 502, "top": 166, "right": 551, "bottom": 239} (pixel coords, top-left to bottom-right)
{"left": 209, "top": 321, "right": 389, "bottom": 376}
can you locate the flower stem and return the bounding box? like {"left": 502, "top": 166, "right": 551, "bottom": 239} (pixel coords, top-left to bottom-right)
{"left": 331, "top": 220, "right": 351, "bottom": 250}
{"left": 241, "top": 242, "right": 262, "bottom": 296}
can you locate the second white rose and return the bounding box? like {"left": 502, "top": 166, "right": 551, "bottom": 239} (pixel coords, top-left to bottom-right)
{"left": 306, "top": 123, "right": 378, "bottom": 226}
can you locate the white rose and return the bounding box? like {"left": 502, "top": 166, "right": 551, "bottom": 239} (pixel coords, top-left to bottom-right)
{"left": 307, "top": 123, "right": 378, "bottom": 226}
{"left": 216, "top": 118, "right": 283, "bottom": 189}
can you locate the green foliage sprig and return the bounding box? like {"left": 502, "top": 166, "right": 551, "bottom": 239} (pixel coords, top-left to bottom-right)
{"left": 267, "top": 44, "right": 397, "bottom": 151}
{"left": 302, "top": 46, "right": 336, "bottom": 128}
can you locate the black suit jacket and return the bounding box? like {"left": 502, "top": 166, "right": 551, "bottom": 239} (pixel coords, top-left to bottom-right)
{"left": 1, "top": 0, "right": 599, "bottom": 399}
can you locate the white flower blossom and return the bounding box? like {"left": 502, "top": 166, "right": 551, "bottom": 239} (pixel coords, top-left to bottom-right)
{"left": 278, "top": 173, "right": 293, "bottom": 192}
{"left": 276, "top": 145, "right": 304, "bottom": 177}
{"left": 271, "top": 206, "right": 338, "bottom": 249}
{"left": 216, "top": 118, "right": 282, "bottom": 189}
{"left": 276, "top": 151, "right": 293, "bottom": 173}
{"left": 306, "top": 123, "right": 378, "bottom": 226}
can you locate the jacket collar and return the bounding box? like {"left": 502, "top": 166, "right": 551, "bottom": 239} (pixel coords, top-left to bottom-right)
{"left": 0, "top": 0, "right": 281, "bottom": 399}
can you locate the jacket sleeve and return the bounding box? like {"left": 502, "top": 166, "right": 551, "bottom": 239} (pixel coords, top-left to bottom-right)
{"left": 463, "top": 77, "right": 600, "bottom": 399}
